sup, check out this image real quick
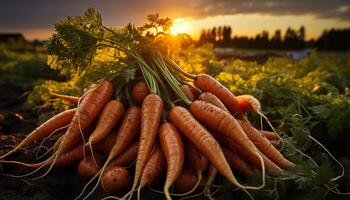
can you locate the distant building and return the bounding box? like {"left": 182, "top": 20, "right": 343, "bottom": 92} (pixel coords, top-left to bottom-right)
{"left": 0, "top": 33, "right": 26, "bottom": 44}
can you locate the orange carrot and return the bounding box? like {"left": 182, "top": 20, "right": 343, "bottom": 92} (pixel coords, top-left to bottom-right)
{"left": 217, "top": 134, "right": 283, "bottom": 174}
{"left": 261, "top": 130, "right": 279, "bottom": 140}
{"left": 194, "top": 74, "right": 244, "bottom": 119}
{"left": 270, "top": 140, "right": 283, "bottom": 150}
{"left": 50, "top": 92, "right": 79, "bottom": 105}
{"left": 87, "top": 100, "right": 124, "bottom": 145}
{"left": 174, "top": 168, "right": 197, "bottom": 193}
{"left": 107, "top": 141, "right": 139, "bottom": 169}
{"left": 235, "top": 94, "right": 283, "bottom": 143}
{"left": 106, "top": 106, "right": 141, "bottom": 164}
{"left": 198, "top": 92, "right": 229, "bottom": 113}
{"left": 132, "top": 81, "right": 150, "bottom": 104}
{"left": 94, "top": 130, "right": 117, "bottom": 155}
{"left": 78, "top": 154, "right": 104, "bottom": 179}
{"left": 128, "top": 94, "right": 163, "bottom": 198}
{"left": 138, "top": 146, "right": 164, "bottom": 199}
{"left": 53, "top": 136, "right": 63, "bottom": 152}
{"left": 190, "top": 86, "right": 201, "bottom": 100}
{"left": 0, "top": 108, "right": 76, "bottom": 160}
{"left": 181, "top": 85, "right": 196, "bottom": 101}
{"left": 186, "top": 139, "right": 208, "bottom": 175}
{"left": 189, "top": 100, "right": 263, "bottom": 168}
{"left": 75, "top": 107, "right": 141, "bottom": 200}
{"left": 159, "top": 122, "right": 184, "bottom": 200}
{"left": 222, "top": 146, "right": 254, "bottom": 175}
{"left": 56, "top": 79, "right": 113, "bottom": 157}
{"left": 101, "top": 167, "right": 132, "bottom": 194}
{"left": 55, "top": 144, "right": 86, "bottom": 167}
{"left": 236, "top": 94, "right": 261, "bottom": 113}
{"left": 238, "top": 120, "right": 295, "bottom": 169}
{"left": 169, "top": 106, "right": 261, "bottom": 190}
{"left": 183, "top": 139, "right": 208, "bottom": 195}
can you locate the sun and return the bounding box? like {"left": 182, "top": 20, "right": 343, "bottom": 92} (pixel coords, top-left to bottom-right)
{"left": 170, "top": 18, "right": 190, "bottom": 35}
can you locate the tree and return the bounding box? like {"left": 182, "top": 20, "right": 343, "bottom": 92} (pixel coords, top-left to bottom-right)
{"left": 298, "top": 26, "right": 305, "bottom": 41}
{"left": 218, "top": 26, "right": 223, "bottom": 41}
{"left": 222, "top": 26, "right": 232, "bottom": 44}
{"left": 271, "top": 30, "right": 281, "bottom": 42}
{"left": 210, "top": 27, "right": 216, "bottom": 42}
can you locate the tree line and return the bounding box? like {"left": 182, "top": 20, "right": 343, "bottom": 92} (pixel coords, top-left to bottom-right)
{"left": 198, "top": 26, "right": 350, "bottom": 51}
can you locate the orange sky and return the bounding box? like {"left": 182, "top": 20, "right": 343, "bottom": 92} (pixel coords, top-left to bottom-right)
{"left": 8, "top": 14, "right": 348, "bottom": 41}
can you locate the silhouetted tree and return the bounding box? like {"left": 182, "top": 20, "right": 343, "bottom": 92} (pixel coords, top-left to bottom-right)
{"left": 298, "top": 26, "right": 305, "bottom": 41}
{"left": 316, "top": 28, "right": 350, "bottom": 51}
{"left": 217, "top": 26, "right": 223, "bottom": 41}
{"left": 222, "top": 26, "right": 232, "bottom": 45}
{"left": 210, "top": 27, "right": 216, "bottom": 42}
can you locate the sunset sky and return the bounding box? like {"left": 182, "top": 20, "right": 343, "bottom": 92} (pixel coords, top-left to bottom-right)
{"left": 0, "top": 0, "right": 349, "bottom": 40}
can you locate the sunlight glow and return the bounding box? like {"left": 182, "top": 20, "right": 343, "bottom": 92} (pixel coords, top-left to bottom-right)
{"left": 170, "top": 18, "right": 190, "bottom": 35}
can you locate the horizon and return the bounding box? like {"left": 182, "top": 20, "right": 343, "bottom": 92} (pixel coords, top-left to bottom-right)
{"left": 1, "top": 0, "right": 350, "bottom": 40}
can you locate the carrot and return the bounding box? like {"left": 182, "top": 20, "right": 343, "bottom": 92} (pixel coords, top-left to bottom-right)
{"left": 182, "top": 139, "right": 208, "bottom": 195}
{"left": 53, "top": 136, "right": 63, "bottom": 152}
{"left": 190, "top": 86, "right": 201, "bottom": 99}
{"left": 75, "top": 107, "right": 140, "bottom": 200}
{"left": 107, "top": 141, "right": 139, "bottom": 169}
{"left": 19, "top": 79, "right": 113, "bottom": 178}
{"left": 169, "top": 105, "right": 261, "bottom": 190}
{"left": 174, "top": 168, "right": 197, "bottom": 193}
{"left": 189, "top": 100, "right": 265, "bottom": 171}
{"left": 55, "top": 79, "right": 113, "bottom": 158}
{"left": 193, "top": 74, "right": 244, "bottom": 119}
{"left": 106, "top": 106, "right": 141, "bottom": 164}
{"left": 181, "top": 85, "right": 196, "bottom": 101}
{"left": 138, "top": 146, "right": 164, "bottom": 200}
{"left": 78, "top": 154, "right": 104, "bottom": 179}
{"left": 50, "top": 92, "right": 79, "bottom": 105}
{"left": 261, "top": 130, "right": 279, "bottom": 140}
{"left": 101, "top": 166, "right": 132, "bottom": 194}
{"left": 235, "top": 94, "right": 284, "bottom": 146}
{"left": 198, "top": 92, "right": 229, "bottom": 113}
{"left": 204, "top": 165, "right": 218, "bottom": 200}
{"left": 186, "top": 139, "right": 208, "bottom": 175}
{"left": 132, "top": 81, "right": 150, "bottom": 104}
{"left": 238, "top": 120, "right": 295, "bottom": 169}
{"left": 217, "top": 134, "right": 283, "bottom": 174}
{"left": 159, "top": 122, "right": 184, "bottom": 200}
{"left": 236, "top": 94, "right": 261, "bottom": 114}
{"left": 94, "top": 130, "right": 117, "bottom": 155}
{"left": 53, "top": 120, "right": 95, "bottom": 153}
{"left": 128, "top": 94, "right": 163, "bottom": 198}
{"left": 0, "top": 108, "right": 76, "bottom": 160}
{"left": 222, "top": 146, "right": 254, "bottom": 175}
{"left": 87, "top": 100, "right": 124, "bottom": 145}
{"left": 270, "top": 140, "right": 283, "bottom": 150}
{"left": 55, "top": 144, "right": 85, "bottom": 167}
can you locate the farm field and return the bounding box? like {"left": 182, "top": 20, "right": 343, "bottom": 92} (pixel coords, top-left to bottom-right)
{"left": 0, "top": 42, "right": 349, "bottom": 199}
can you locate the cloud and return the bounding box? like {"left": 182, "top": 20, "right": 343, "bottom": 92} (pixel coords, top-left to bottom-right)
{"left": 187, "top": 0, "right": 350, "bottom": 21}
{"left": 0, "top": 0, "right": 349, "bottom": 31}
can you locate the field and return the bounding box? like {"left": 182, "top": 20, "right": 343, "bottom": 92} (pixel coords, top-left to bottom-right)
{"left": 0, "top": 42, "right": 349, "bottom": 200}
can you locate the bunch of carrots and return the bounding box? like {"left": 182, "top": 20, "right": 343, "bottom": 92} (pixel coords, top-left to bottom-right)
{"left": 0, "top": 51, "right": 298, "bottom": 200}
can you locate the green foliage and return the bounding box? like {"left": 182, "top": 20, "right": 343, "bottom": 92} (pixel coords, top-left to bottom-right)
{"left": 46, "top": 8, "right": 103, "bottom": 75}
{"left": 214, "top": 52, "right": 350, "bottom": 138}
{"left": 0, "top": 47, "right": 64, "bottom": 92}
